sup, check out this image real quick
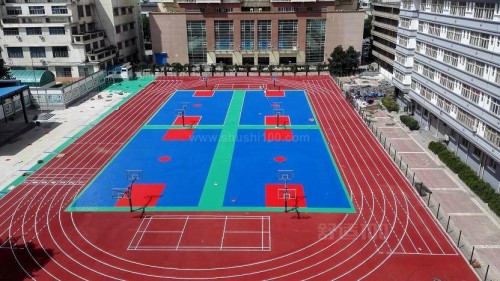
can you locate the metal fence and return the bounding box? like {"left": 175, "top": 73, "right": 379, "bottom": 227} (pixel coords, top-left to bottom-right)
{"left": 350, "top": 99, "right": 498, "bottom": 281}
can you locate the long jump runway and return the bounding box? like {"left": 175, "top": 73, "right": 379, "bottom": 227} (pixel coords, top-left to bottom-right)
{"left": 0, "top": 76, "right": 478, "bottom": 280}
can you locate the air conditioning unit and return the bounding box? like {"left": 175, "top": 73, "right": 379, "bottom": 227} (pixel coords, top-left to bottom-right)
{"left": 39, "top": 35, "right": 44, "bottom": 39}
{"left": 258, "top": 8, "right": 262, "bottom": 12}
{"left": 16, "top": 35, "right": 21, "bottom": 40}
{"left": 250, "top": 8, "right": 254, "bottom": 12}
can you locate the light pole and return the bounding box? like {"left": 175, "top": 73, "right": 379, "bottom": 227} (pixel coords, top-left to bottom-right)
{"left": 271, "top": 75, "right": 277, "bottom": 89}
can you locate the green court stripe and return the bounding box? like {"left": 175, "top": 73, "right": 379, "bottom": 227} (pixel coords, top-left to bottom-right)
{"left": 142, "top": 124, "right": 319, "bottom": 130}
{"left": 304, "top": 90, "right": 356, "bottom": 212}
{"left": 66, "top": 206, "right": 356, "bottom": 213}
{"left": 197, "top": 90, "right": 245, "bottom": 208}
{"left": 0, "top": 77, "right": 155, "bottom": 195}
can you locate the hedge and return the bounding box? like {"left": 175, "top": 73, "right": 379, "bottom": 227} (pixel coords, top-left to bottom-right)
{"left": 400, "top": 115, "right": 420, "bottom": 130}
{"left": 381, "top": 97, "right": 399, "bottom": 112}
{"left": 428, "top": 141, "right": 500, "bottom": 217}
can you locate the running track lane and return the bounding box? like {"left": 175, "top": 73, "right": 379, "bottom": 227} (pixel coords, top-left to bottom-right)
{"left": 0, "top": 76, "right": 478, "bottom": 280}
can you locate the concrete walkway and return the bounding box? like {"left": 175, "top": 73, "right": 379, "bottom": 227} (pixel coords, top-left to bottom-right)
{"left": 368, "top": 109, "right": 500, "bottom": 280}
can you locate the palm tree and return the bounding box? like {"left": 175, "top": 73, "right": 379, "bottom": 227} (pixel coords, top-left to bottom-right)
{"left": 245, "top": 64, "right": 251, "bottom": 76}
{"left": 234, "top": 64, "right": 239, "bottom": 76}
{"left": 317, "top": 64, "right": 325, "bottom": 75}
{"left": 304, "top": 64, "right": 310, "bottom": 76}
{"left": 150, "top": 63, "right": 157, "bottom": 76}
{"left": 280, "top": 64, "right": 286, "bottom": 76}
{"left": 198, "top": 64, "right": 205, "bottom": 76}
{"left": 291, "top": 64, "right": 298, "bottom": 76}
{"left": 268, "top": 64, "right": 274, "bottom": 76}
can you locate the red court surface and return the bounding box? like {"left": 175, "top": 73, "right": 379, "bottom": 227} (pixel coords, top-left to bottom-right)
{"left": 115, "top": 184, "right": 165, "bottom": 208}
{"left": 264, "top": 115, "right": 291, "bottom": 126}
{"left": 265, "top": 129, "right": 294, "bottom": 141}
{"left": 173, "top": 116, "right": 201, "bottom": 126}
{"left": 265, "top": 90, "right": 285, "bottom": 97}
{"left": 193, "top": 90, "right": 214, "bottom": 97}
{"left": 162, "top": 128, "right": 195, "bottom": 141}
{"left": 0, "top": 76, "right": 479, "bottom": 280}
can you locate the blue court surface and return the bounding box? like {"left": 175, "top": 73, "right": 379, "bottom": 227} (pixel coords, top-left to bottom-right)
{"left": 69, "top": 89, "right": 354, "bottom": 213}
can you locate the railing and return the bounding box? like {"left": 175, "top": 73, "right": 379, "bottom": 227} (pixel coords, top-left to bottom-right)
{"left": 72, "top": 31, "right": 105, "bottom": 44}
{"left": 87, "top": 47, "right": 117, "bottom": 62}
{"left": 350, "top": 101, "right": 499, "bottom": 281}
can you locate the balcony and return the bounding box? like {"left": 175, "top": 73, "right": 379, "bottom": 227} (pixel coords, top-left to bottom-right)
{"left": 5, "top": 0, "right": 71, "bottom": 3}
{"left": 372, "top": 21, "right": 398, "bottom": 32}
{"left": 195, "top": 0, "right": 221, "bottom": 3}
{"left": 87, "top": 46, "right": 117, "bottom": 62}
{"left": 372, "top": 10, "right": 399, "bottom": 21}
{"left": 1, "top": 16, "right": 70, "bottom": 25}
{"left": 72, "top": 31, "right": 105, "bottom": 44}
{"left": 371, "top": 30, "right": 396, "bottom": 43}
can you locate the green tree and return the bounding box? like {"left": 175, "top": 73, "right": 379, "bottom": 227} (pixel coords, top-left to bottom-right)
{"left": 345, "top": 46, "right": 360, "bottom": 75}
{"left": 328, "top": 45, "right": 346, "bottom": 76}
{"left": 0, "top": 60, "right": 12, "bottom": 80}
{"left": 363, "top": 15, "right": 373, "bottom": 38}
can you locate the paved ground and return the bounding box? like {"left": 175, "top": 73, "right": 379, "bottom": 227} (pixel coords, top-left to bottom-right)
{"left": 369, "top": 109, "right": 500, "bottom": 279}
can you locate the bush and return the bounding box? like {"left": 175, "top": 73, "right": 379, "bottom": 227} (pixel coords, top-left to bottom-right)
{"left": 382, "top": 97, "right": 399, "bottom": 112}
{"left": 428, "top": 144, "right": 500, "bottom": 218}
{"left": 400, "top": 115, "right": 420, "bottom": 130}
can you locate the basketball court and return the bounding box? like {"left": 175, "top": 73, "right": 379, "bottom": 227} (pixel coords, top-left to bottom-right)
{"left": 68, "top": 89, "right": 354, "bottom": 213}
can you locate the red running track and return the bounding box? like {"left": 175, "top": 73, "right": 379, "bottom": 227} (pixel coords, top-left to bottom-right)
{"left": 0, "top": 76, "right": 478, "bottom": 280}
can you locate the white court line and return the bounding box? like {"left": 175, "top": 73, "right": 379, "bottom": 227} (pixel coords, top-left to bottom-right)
{"left": 220, "top": 216, "right": 228, "bottom": 250}
{"left": 135, "top": 217, "right": 153, "bottom": 250}
{"left": 176, "top": 216, "right": 189, "bottom": 250}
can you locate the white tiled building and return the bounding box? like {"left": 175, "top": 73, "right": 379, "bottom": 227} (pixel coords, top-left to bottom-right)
{"left": 0, "top": 0, "right": 144, "bottom": 81}
{"left": 394, "top": 0, "right": 500, "bottom": 191}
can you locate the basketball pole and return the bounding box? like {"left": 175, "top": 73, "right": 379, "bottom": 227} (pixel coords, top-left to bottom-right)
{"left": 276, "top": 112, "right": 280, "bottom": 128}
{"left": 284, "top": 178, "right": 288, "bottom": 213}
{"left": 181, "top": 110, "right": 185, "bottom": 127}
{"left": 128, "top": 178, "right": 136, "bottom": 212}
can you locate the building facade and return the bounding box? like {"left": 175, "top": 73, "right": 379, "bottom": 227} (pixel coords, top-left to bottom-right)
{"left": 0, "top": 0, "right": 144, "bottom": 82}
{"left": 395, "top": 0, "right": 500, "bottom": 191}
{"left": 150, "top": 0, "right": 364, "bottom": 65}
{"left": 371, "top": 2, "right": 400, "bottom": 79}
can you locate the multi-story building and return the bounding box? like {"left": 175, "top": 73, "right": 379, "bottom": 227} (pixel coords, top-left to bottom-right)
{"left": 395, "top": 0, "right": 500, "bottom": 191}
{"left": 0, "top": 0, "right": 144, "bottom": 82}
{"left": 371, "top": 2, "right": 400, "bottom": 79}
{"left": 149, "top": 0, "right": 364, "bottom": 65}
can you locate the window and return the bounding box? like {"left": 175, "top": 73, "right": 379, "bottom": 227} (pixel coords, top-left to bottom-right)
{"left": 49, "top": 27, "right": 65, "bottom": 35}
{"left": 122, "top": 24, "right": 128, "bottom": 32}
{"left": 71, "top": 26, "right": 78, "bottom": 35}
{"left": 473, "top": 3, "right": 494, "bottom": 20}
{"left": 216, "top": 8, "right": 233, "bottom": 13}
{"left": 99, "top": 40, "right": 105, "bottom": 48}
{"left": 398, "top": 36, "right": 409, "bottom": 47}
{"left": 77, "top": 5, "right": 84, "bottom": 17}
{"left": 279, "top": 7, "right": 297, "bottom": 12}
{"left": 87, "top": 22, "right": 95, "bottom": 32}
{"left": 85, "top": 5, "right": 92, "bottom": 17}
{"left": 425, "top": 45, "right": 438, "bottom": 58}
{"left": 496, "top": 69, "right": 500, "bottom": 84}
{"left": 214, "top": 20, "right": 234, "bottom": 50}
{"left": 117, "top": 42, "right": 123, "bottom": 49}
{"left": 3, "top": 28, "right": 19, "bottom": 36}
{"left": 430, "top": 0, "right": 444, "bottom": 13}
{"left": 401, "top": 0, "right": 412, "bottom": 9}
{"left": 278, "top": 20, "right": 298, "bottom": 50}
{"left": 465, "top": 58, "right": 485, "bottom": 77}
{"left": 55, "top": 67, "right": 72, "bottom": 77}
{"left": 461, "top": 84, "right": 481, "bottom": 103}
{"left": 79, "top": 24, "right": 86, "bottom": 33}
{"left": 30, "top": 47, "right": 46, "bottom": 58}
{"left": 186, "top": 21, "right": 207, "bottom": 64}
{"left": 443, "top": 50, "right": 458, "bottom": 67}
{"left": 472, "top": 146, "right": 482, "bottom": 158}
{"left": 129, "top": 22, "right": 135, "bottom": 30}
{"left": 6, "top": 6, "right": 22, "bottom": 15}
{"left": 395, "top": 53, "right": 406, "bottom": 64}
{"left": 7, "top": 47, "right": 23, "bottom": 58}
{"left": 446, "top": 27, "right": 462, "bottom": 42}
{"left": 91, "top": 41, "right": 98, "bottom": 50}
{"left": 305, "top": 19, "right": 326, "bottom": 63}
{"left": 400, "top": 18, "right": 411, "bottom": 29}
{"left": 439, "top": 73, "right": 456, "bottom": 91}
{"left": 460, "top": 136, "right": 469, "bottom": 147}
{"left": 29, "top": 6, "right": 45, "bottom": 15}
{"left": 128, "top": 7, "right": 133, "bottom": 14}
{"left": 26, "top": 27, "right": 42, "bottom": 36}
{"left": 427, "top": 23, "right": 441, "bottom": 36}
{"left": 53, "top": 46, "right": 69, "bottom": 58}
{"left": 52, "top": 5, "right": 68, "bottom": 14}
{"left": 394, "top": 70, "right": 404, "bottom": 82}
{"left": 450, "top": 1, "right": 466, "bottom": 16}
{"left": 85, "top": 44, "right": 91, "bottom": 52}
{"left": 418, "top": 22, "right": 424, "bottom": 32}
{"left": 469, "top": 32, "right": 489, "bottom": 49}
{"left": 257, "top": 20, "right": 272, "bottom": 50}
{"left": 125, "top": 40, "right": 130, "bottom": 47}
{"left": 115, "top": 26, "right": 121, "bottom": 34}
{"left": 487, "top": 156, "right": 497, "bottom": 170}
{"left": 121, "top": 7, "right": 127, "bottom": 15}
{"left": 113, "top": 8, "right": 119, "bottom": 16}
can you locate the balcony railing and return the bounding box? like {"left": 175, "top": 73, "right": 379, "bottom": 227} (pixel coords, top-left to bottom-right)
{"left": 88, "top": 46, "right": 117, "bottom": 62}
{"left": 6, "top": 0, "right": 70, "bottom": 3}
{"left": 72, "top": 31, "right": 105, "bottom": 44}
{"left": 2, "top": 16, "right": 70, "bottom": 24}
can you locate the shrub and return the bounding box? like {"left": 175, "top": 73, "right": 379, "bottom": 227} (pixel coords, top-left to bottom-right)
{"left": 428, "top": 145, "right": 500, "bottom": 219}
{"left": 382, "top": 97, "right": 399, "bottom": 112}
{"left": 400, "top": 115, "right": 420, "bottom": 130}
